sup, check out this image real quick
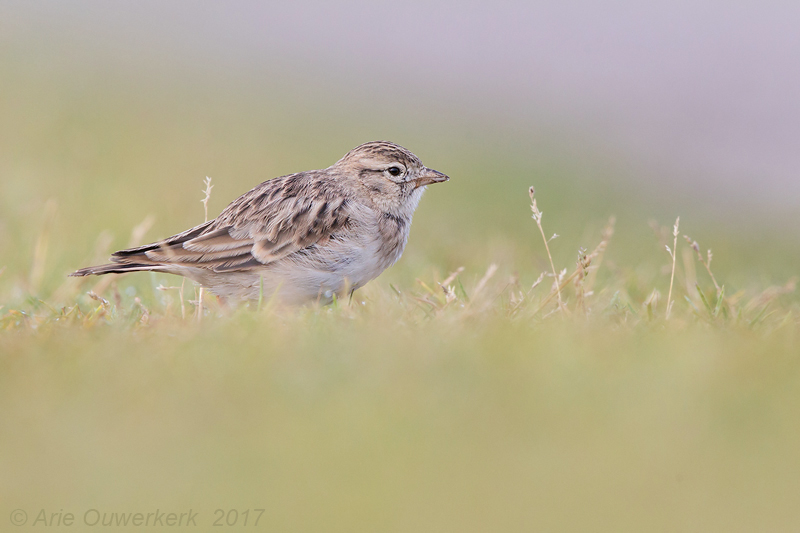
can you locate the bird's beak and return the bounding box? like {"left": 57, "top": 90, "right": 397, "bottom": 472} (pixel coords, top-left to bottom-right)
{"left": 412, "top": 168, "right": 450, "bottom": 189}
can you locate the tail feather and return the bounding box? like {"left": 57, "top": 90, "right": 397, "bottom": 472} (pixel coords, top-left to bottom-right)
{"left": 70, "top": 221, "right": 215, "bottom": 278}
{"left": 111, "top": 221, "right": 213, "bottom": 259}
{"left": 69, "top": 263, "right": 163, "bottom": 277}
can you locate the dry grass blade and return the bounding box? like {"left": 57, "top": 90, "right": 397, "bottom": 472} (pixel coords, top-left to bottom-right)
{"left": 746, "top": 278, "right": 797, "bottom": 312}
{"left": 666, "top": 216, "right": 679, "bottom": 319}
{"left": 509, "top": 271, "right": 546, "bottom": 316}
{"left": 532, "top": 269, "right": 580, "bottom": 317}
{"left": 683, "top": 234, "right": 721, "bottom": 296}
{"left": 574, "top": 247, "right": 592, "bottom": 315}
{"left": 87, "top": 291, "right": 111, "bottom": 309}
{"left": 29, "top": 199, "right": 58, "bottom": 294}
{"left": 583, "top": 216, "right": 615, "bottom": 294}
{"left": 462, "top": 264, "right": 498, "bottom": 314}
{"left": 472, "top": 264, "right": 498, "bottom": 299}
{"left": 157, "top": 277, "right": 186, "bottom": 320}
{"left": 201, "top": 176, "right": 214, "bottom": 223}
{"left": 133, "top": 297, "right": 150, "bottom": 325}
{"left": 441, "top": 267, "right": 465, "bottom": 288}
{"left": 644, "top": 289, "right": 660, "bottom": 321}
{"left": 127, "top": 214, "right": 156, "bottom": 248}
{"left": 529, "top": 187, "right": 563, "bottom": 311}
{"left": 196, "top": 177, "right": 214, "bottom": 321}
{"left": 439, "top": 267, "right": 464, "bottom": 306}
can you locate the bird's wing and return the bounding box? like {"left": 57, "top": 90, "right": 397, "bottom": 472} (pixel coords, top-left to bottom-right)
{"left": 111, "top": 172, "right": 351, "bottom": 272}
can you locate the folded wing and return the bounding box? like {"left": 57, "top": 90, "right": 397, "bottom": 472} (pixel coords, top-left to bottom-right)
{"left": 107, "top": 172, "right": 351, "bottom": 273}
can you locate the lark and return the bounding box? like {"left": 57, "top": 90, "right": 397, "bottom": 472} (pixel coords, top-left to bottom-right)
{"left": 71, "top": 141, "right": 449, "bottom": 304}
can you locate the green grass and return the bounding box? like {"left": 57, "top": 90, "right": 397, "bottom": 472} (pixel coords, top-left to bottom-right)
{"left": 2, "top": 57, "right": 800, "bottom": 531}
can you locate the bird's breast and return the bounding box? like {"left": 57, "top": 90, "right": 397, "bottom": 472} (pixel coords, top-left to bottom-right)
{"left": 376, "top": 211, "right": 412, "bottom": 265}
{"left": 318, "top": 211, "right": 410, "bottom": 288}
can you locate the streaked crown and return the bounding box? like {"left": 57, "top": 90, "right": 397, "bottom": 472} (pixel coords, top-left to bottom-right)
{"left": 336, "top": 141, "right": 423, "bottom": 170}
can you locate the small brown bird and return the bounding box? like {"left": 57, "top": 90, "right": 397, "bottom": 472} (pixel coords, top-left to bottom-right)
{"left": 71, "top": 141, "right": 449, "bottom": 304}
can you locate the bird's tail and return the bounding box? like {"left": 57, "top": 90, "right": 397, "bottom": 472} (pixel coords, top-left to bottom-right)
{"left": 70, "top": 220, "right": 215, "bottom": 278}
{"left": 69, "top": 263, "right": 163, "bottom": 277}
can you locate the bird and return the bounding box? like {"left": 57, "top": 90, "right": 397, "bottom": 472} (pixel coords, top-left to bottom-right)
{"left": 70, "top": 141, "right": 449, "bottom": 305}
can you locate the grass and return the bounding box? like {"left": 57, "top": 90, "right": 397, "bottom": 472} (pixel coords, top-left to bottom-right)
{"left": 2, "top": 56, "right": 800, "bottom": 531}
{"left": 3, "top": 180, "right": 794, "bottom": 331}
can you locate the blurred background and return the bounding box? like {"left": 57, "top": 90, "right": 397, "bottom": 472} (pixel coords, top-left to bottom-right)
{"left": 2, "top": 2, "right": 800, "bottom": 531}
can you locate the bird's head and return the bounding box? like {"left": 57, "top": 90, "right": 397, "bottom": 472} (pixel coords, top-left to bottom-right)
{"left": 334, "top": 141, "right": 449, "bottom": 215}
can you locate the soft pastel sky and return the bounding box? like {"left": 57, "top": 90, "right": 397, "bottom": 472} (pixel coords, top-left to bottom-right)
{"left": 3, "top": 1, "right": 799, "bottom": 207}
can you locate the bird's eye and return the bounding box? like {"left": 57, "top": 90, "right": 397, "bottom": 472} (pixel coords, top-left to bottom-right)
{"left": 387, "top": 166, "right": 402, "bottom": 177}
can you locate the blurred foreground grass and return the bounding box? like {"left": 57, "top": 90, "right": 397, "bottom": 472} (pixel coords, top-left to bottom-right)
{"left": 2, "top": 56, "right": 800, "bottom": 531}
{"left": 3, "top": 309, "right": 800, "bottom": 531}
